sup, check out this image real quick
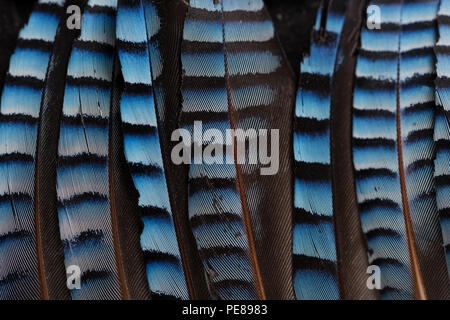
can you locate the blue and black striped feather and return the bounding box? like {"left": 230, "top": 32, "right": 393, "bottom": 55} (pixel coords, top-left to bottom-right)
{"left": 293, "top": 0, "right": 380, "bottom": 300}
{"left": 180, "top": 0, "right": 296, "bottom": 300}
{"left": 293, "top": 1, "right": 346, "bottom": 300}
{"left": 435, "top": 0, "right": 450, "bottom": 279}
{"left": 55, "top": 0, "right": 125, "bottom": 300}
{"left": 353, "top": 0, "right": 450, "bottom": 299}
{"left": 0, "top": 0, "right": 66, "bottom": 300}
{"left": 116, "top": 0, "right": 204, "bottom": 300}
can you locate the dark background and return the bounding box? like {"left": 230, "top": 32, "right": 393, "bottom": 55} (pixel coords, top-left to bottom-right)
{"left": 0, "top": 0, "right": 321, "bottom": 79}
{"left": 266, "top": 0, "right": 320, "bottom": 76}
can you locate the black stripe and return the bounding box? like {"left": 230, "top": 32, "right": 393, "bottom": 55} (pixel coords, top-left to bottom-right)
{"left": 295, "top": 161, "right": 331, "bottom": 182}
{"left": 295, "top": 117, "right": 329, "bottom": 134}
{"left": 58, "top": 192, "right": 108, "bottom": 208}
{"left": 401, "top": 20, "right": 436, "bottom": 32}
{"left": 435, "top": 45, "right": 450, "bottom": 55}
{"left": 5, "top": 75, "right": 44, "bottom": 89}
{"left": 354, "top": 108, "right": 395, "bottom": 119}
{"left": 73, "top": 39, "right": 115, "bottom": 54}
{"left": 405, "top": 128, "right": 434, "bottom": 143}
{"left": 0, "top": 271, "right": 29, "bottom": 285}
{"left": 0, "top": 230, "right": 32, "bottom": 244}
{"left": 439, "top": 207, "right": 450, "bottom": 219}
{"left": 356, "top": 168, "right": 397, "bottom": 180}
{"left": 140, "top": 205, "right": 171, "bottom": 220}
{"left": 182, "top": 41, "right": 223, "bottom": 55}
{"left": 117, "top": 40, "right": 147, "bottom": 53}
{"left": 294, "top": 207, "right": 332, "bottom": 225}
{"left": 438, "top": 15, "right": 450, "bottom": 25}
{"left": 0, "top": 113, "right": 38, "bottom": 124}
{"left": 400, "top": 74, "right": 435, "bottom": 88}
{"left": 16, "top": 39, "right": 53, "bottom": 51}
{"left": 58, "top": 153, "right": 107, "bottom": 167}
{"left": 366, "top": 228, "right": 401, "bottom": 241}
{"left": 190, "top": 212, "right": 242, "bottom": 229}
{"left": 353, "top": 138, "right": 396, "bottom": 148}
{"left": 358, "top": 48, "right": 398, "bottom": 61}
{"left": 199, "top": 246, "right": 247, "bottom": 259}
{"left": 66, "top": 76, "right": 111, "bottom": 89}
{"left": 85, "top": 5, "right": 116, "bottom": 16}
{"left": 61, "top": 114, "right": 108, "bottom": 127}
{"left": 435, "top": 174, "right": 450, "bottom": 188}
{"left": 129, "top": 162, "right": 163, "bottom": 176}
{"left": 224, "top": 9, "right": 267, "bottom": 23}
{"left": 123, "top": 82, "right": 152, "bottom": 95}
{"left": 143, "top": 251, "right": 181, "bottom": 265}
{"left": 402, "top": 101, "right": 435, "bottom": 116}
{"left": 401, "top": 47, "right": 435, "bottom": 59}
{"left": 406, "top": 158, "right": 434, "bottom": 173}
{"left": 80, "top": 270, "right": 110, "bottom": 283}
{"left": 355, "top": 77, "right": 395, "bottom": 90}
{"left": 293, "top": 254, "right": 336, "bottom": 274}
{"left": 359, "top": 198, "right": 401, "bottom": 213}
{"left": 0, "top": 152, "right": 34, "bottom": 164}
{"left": 0, "top": 193, "right": 33, "bottom": 204}
{"left": 299, "top": 72, "right": 331, "bottom": 95}
{"left": 62, "top": 229, "right": 104, "bottom": 249}
{"left": 181, "top": 76, "right": 226, "bottom": 91}
{"left": 436, "top": 139, "right": 450, "bottom": 153}
{"left": 189, "top": 177, "right": 236, "bottom": 194}
{"left": 121, "top": 122, "right": 157, "bottom": 135}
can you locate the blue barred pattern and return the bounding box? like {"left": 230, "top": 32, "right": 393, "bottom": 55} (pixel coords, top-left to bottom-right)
{"left": 180, "top": 0, "right": 289, "bottom": 300}
{"left": 0, "top": 0, "right": 64, "bottom": 299}
{"left": 435, "top": 0, "right": 450, "bottom": 278}
{"left": 353, "top": 0, "right": 445, "bottom": 299}
{"left": 293, "top": 3, "right": 346, "bottom": 300}
{"left": 56, "top": 0, "right": 120, "bottom": 300}
{"left": 116, "top": 0, "right": 189, "bottom": 299}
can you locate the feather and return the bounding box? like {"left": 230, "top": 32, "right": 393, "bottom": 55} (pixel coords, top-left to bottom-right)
{"left": 293, "top": 0, "right": 378, "bottom": 300}
{"left": 293, "top": 0, "right": 345, "bottom": 300}
{"left": 180, "top": 0, "right": 296, "bottom": 300}
{"left": 0, "top": 0, "right": 66, "bottom": 300}
{"left": 353, "top": 0, "right": 450, "bottom": 299}
{"left": 55, "top": 0, "right": 125, "bottom": 300}
{"left": 116, "top": 0, "right": 210, "bottom": 300}
{"left": 435, "top": 0, "right": 450, "bottom": 279}
{"left": 35, "top": 0, "right": 90, "bottom": 300}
